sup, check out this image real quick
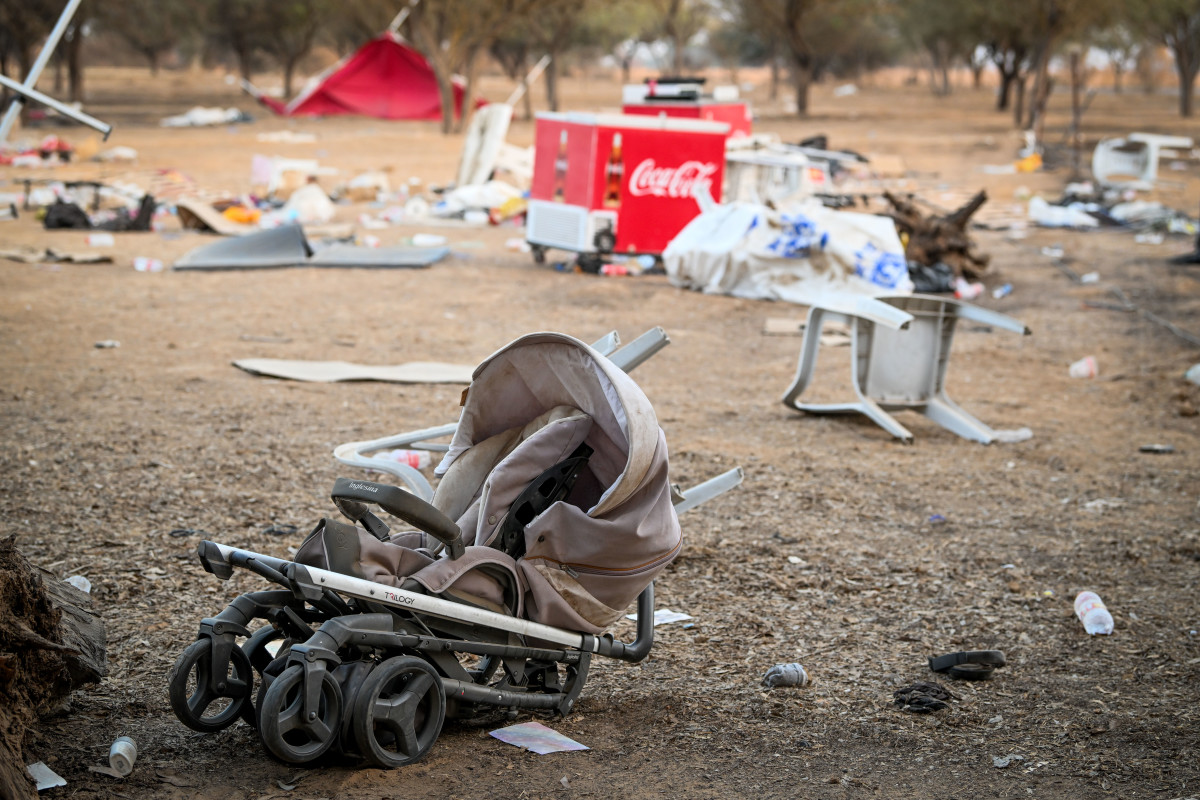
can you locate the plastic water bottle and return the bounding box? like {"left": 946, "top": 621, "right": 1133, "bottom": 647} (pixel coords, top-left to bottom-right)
{"left": 379, "top": 449, "right": 433, "bottom": 469}
{"left": 1074, "top": 591, "right": 1114, "bottom": 635}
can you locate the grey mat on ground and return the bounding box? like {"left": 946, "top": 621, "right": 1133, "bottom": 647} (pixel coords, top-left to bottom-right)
{"left": 233, "top": 358, "right": 474, "bottom": 384}
{"left": 173, "top": 224, "right": 449, "bottom": 270}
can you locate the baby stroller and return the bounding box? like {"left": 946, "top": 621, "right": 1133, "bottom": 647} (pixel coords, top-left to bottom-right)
{"left": 168, "top": 329, "right": 741, "bottom": 768}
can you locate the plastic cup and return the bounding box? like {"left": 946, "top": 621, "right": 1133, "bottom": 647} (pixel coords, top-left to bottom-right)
{"left": 1068, "top": 356, "right": 1097, "bottom": 379}
{"left": 108, "top": 736, "right": 137, "bottom": 776}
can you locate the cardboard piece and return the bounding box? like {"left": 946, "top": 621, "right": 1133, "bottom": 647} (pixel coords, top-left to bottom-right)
{"left": 233, "top": 358, "right": 474, "bottom": 384}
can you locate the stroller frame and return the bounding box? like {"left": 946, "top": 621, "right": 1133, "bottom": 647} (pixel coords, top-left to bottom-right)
{"left": 168, "top": 328, "right": 741, "bottom": 768}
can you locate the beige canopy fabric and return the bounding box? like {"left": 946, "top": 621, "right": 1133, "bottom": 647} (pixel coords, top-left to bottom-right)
{"left": 298, "top": 332, "right": 682, "bottom": 634}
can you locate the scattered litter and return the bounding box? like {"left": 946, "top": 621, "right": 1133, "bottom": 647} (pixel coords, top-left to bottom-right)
{"left": 506, "top": 237, "right": 531, "bottom": 253}
{"left": 1139, "top": 443, "right": 1175, "bottom": 454}
{"left": 625, "top": 609, "right": 693, "bottom": 626}
{"left": 1185, "top": 364, "right": 1200, "bottom": 385}
{"left": 176, "top": 197, "right": 253, "bottom": 236}
{"left": 1, "top": 246, "right": 112, "bottom": 265}
{"left": 1135, "top": 232, "right": 1165, "bottom": 245}
{"left": 1040, "top": 245, "right": 1064, "bottom": 259}
{"left": 233, "top": 358, "right": 474, "bottom": 384}
{"left": 560, "top": 776, "right": 570, "bottom": 789}
{"left": 1029, "top": 196, "right": 1099, "bottom": 228}
{"left": 108, "top": 736, "right": 137, "bottom": 776}
{"left": 94, "top": 340, "right": 119, "bottom": 349}
{"left": 992, "top": 427, "right": 1033, "bottom": 444}
{"left": 893, "top": 681, "right": 955, "bottom": 713}
{"left": 26, "top": 761, "right": 67, "bottom": 790}
{"left": 762, "top": 663, "right": 810, "bottom": 688}
{"left": 1079, "top": 271, "right": 1100, "bottom": 284}
{"left": 832, "top": 84, "right": 858, "bottom": 97}
{"left": 262, "top": 524, "right": 298, "bottom": 537}
{"left": 133, "top": 257, "right": 164, "bottom": 272}
{"left": 256, "top": 131, "right": 317, "bottom": 144}
{"left": 65, "top": 575, "right": 92, "bottom": 592}
{"left": 1068, "top": 356, "right": 1097, "bottom": 379}
{"left": 161, "top": 106, "right": 250, "bottom": 128}
{"left": 489, "top": 721, "right": 588, "bottom": 754}
{"left": 928, "top": 650, "right": 1006, "bottom": 680}
{"left": 992, "top": 283, "right": 1012, "bottom": 299}
{"left": 929, "top": 514, "right": 946, "bottom": 524}
{"left": 1083, "top": 497, "right": 1124, "bottom": 513}
{"left": 412, "top": 233, "right": 448, "bottom": 247}
{"left": 953, "top": 277, "right": 984, "bottom": 300}
{"left": 95, "top": 146, "right": 138, "bottom": 163}
{"left": 993, "top": 754, "right": 1026, "bottom": 769}
{"left": 84, "top": 232, "right": 115, "bottom": 247}
{"left": 786, "top": 555, "right": 804, "bottom": 564}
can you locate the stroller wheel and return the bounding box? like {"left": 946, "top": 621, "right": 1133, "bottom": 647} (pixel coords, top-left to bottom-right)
{"left": 167, "top": 638, "right": 254, "bottom": 733}
{"left": 258, "top": 664, "right": 343, "bottom": 764}
{"left": 351, "top": 656, "right": 445, "bottom": 768}
{"left": 238, "top": 628, "right": 287, "bottom": 729}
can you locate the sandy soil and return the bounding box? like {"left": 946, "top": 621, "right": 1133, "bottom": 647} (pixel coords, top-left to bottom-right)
{"left": 2, "top": 68, "right": 1199, "bottom": 799}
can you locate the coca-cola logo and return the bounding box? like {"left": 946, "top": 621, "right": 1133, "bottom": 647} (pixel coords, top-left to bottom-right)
{"left": 628, "top": 159, "right": 717, "bottom": 199}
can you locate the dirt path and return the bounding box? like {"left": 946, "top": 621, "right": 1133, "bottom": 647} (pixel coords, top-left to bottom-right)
{"left": 1, "top": 70, "right": 1198, "bottom": 799}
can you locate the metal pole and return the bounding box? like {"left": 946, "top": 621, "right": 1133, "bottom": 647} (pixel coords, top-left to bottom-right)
{"left": 0, "top": 74, "right": 111, "bottom": 138}
{"left": 504, "top": 54, "right": 551, "bottom": 108}
{"left": 0, "top": 0, "right": 85, "bottom": 143}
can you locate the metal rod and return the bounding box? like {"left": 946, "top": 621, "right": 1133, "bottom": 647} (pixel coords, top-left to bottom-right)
{"left": 504, "top": 54, "right": 551, "bottom": 107}
{"left": 0, "top": 0, "right": 84, "bottom": 142}
{"left": 0, "top": 73, "right": 112, "bottom": 139}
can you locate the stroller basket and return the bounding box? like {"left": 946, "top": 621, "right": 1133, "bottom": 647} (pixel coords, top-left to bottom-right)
{"left": 167, "top": 330, "right": 741, "bottom": 768}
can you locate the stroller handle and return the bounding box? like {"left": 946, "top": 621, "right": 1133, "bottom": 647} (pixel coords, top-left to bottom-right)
{"left": 331, "top": 477, "right": 465, "bottom": 559}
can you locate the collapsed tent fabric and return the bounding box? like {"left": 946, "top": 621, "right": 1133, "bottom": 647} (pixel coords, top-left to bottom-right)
{"left": 252, "top": 32, "right": 464, "bottom": 121}
{"left": 662, "top": 200, "right": 913, "bottom": 305}
{"left": 172, "top": 224, "right": 450, "bottom": 270}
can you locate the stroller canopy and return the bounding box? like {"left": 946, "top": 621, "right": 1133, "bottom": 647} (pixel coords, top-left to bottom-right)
{"left": 438, "top": 332, "right": 662, "bottom": 518}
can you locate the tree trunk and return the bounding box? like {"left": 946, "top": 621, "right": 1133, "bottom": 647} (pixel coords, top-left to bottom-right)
{"left": 793, "top": 63, "right": 810, "bottom": 115}
{"left": 0, "top": 537, "right": 106, "bottom": 800}
{"left": 236, "top": 47, "right": 253, "bottom": 83}
{"left": 66, "top": 24, "right": 83, "bottom": 103}
{"left": 1172, "top": 43, "right": 1197, "bottom": 117}
{"left": 147, "top": 50, "right": 160, "bottom": 77}
{"left": 997, "top": 68, "right": 1014, "bottom": 110}
{"left": 1014, "top": 76, "right": 1026, "bottom": 126}
{"left": 545, "top": 57, "right": 560, "bottom": 112}
{"left": 1113, "top": 63, "right": 1123, "bottom": 93}
{"left": 1070, "top": 51, "right": 1083, "bottom": 179}
{"left": 972, "top": 62, "right": 984, "bottom": 90}
{"left": 283, "top": 57, "right": 296, "bottom": 99}
{"left": 769, "top": 56, "right": 780, "bottom": 101}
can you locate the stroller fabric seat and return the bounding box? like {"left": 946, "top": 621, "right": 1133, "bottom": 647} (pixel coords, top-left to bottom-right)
{"left": 297, "top": 332, "right": 682, "bottom": 634}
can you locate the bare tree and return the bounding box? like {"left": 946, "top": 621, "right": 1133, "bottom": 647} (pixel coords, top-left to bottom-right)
{"left": 1138, "top": 0, "right": 1200, "bottom": 116}
{"left": 97, "top": 0, "right": 190, "bottom": 76}
{"left": 406, "top": 0, "right": 528, "bottom": 133}
{"left": 260, "top": 0, "right": 326, "bottom": 98}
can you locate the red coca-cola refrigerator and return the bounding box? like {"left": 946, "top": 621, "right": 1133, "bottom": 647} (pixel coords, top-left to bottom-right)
{"left": 526, "top": 112, "right": 729, "bottom": 268}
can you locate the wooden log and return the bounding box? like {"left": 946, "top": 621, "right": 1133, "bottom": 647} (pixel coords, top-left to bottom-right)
{"left": 884, "top": 190, "right": 991, "bottom": 281}
{"left": 0, "top": 536, "right": 107, "bottom": 800}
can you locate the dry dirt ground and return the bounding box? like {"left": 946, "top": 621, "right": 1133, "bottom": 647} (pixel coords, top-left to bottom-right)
{"left": 2, "top": 68, "right": 1199, "bottom": 799}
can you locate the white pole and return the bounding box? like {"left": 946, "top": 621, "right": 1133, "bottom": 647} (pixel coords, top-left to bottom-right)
{"left": 0, "top": 0, "right": 85, "bottom": 143}
{"left": 505, "top": 54, "right": 552, "bottom": 108}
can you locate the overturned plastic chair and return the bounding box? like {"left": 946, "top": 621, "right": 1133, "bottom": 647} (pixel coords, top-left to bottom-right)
{"left": 781, "top": 294, "right": 1031, "bottom": 443}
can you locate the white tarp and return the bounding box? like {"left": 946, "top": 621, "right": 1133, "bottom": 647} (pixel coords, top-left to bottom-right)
{"left": 662, "top": 200, "right": 913, "bottom": 304}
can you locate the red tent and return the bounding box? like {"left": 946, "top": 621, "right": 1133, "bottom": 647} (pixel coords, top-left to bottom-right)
{"left": 250, "top": 32, "right": 465, "bottom": 121}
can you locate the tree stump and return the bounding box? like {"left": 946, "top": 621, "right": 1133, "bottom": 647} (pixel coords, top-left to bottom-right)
{"left": 0, "top": 536, "right": 107, "bottom": 800}
{"left": 884, "top": 189, "right": 991, "bottom": 281}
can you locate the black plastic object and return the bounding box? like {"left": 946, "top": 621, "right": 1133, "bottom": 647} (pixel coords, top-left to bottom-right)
{"left": 928, "top": 649, "right": 1007, "bottom": 680}
{"left": 351, "top": 656, "right": 446, "bottom": 768}
{"left": 494, "top": 442, "right": 593, "bottom": 560}
{"left": 167, "top": 638, "right": 254, "bottom": 732}
{"left": 331, "top": 477, "right": 464, "bottom": 559}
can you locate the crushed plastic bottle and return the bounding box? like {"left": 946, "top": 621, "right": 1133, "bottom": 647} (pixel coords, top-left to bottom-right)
{"left": 379, "top": 449, "right": 433, "bottom": 469}
{"left": 1074, "top": 591, "right": 1114, "bottom": 635}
